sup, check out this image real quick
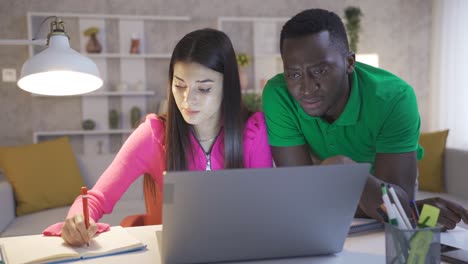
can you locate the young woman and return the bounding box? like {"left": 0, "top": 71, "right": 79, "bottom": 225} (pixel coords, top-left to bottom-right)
{"left": 45, "top": 28, "right": 273, "bottom": 246}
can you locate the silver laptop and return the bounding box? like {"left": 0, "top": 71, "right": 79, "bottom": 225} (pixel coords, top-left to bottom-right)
{"left": 159, "top": 163, "right": 370, "bottom": 263}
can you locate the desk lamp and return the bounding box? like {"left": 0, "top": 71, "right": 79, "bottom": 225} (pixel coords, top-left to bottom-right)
{"left": 0, "top": 17, "right": 103, "bottom": 96}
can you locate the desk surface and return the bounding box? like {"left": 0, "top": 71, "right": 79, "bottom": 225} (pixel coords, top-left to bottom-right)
{"left": 1, "top": 225, "right": 467, "bottom": 263}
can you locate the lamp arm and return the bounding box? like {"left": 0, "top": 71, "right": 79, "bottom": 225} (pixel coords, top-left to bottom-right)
{"left": 0, "top": 16, "right": 59, "bottom": 46}
{"left": 0, "top": 39, "right": 47, "bottom": 46}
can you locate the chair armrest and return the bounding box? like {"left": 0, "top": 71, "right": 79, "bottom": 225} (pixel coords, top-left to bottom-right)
{"left": 120, "top": 213, "right": 161, "bottom": 227}
{"left": 120, "top": 214, "right": 145, "bottom": 227}
{"left": 445, "top": 148, "right": 468, "bottom": 200}
{"left": 0, "top": 173, "right": 15, "bottom": 233}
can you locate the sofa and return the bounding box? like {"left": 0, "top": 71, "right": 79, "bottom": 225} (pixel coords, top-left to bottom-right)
{"left": 0, "top": 154, "right": 145, "bottom": 237}
{"left": 1, "top": 149, "right": 467, "bottom": 237}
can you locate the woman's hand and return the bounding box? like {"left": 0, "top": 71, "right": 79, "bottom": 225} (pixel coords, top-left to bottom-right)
{"left": 61, "top": 214, "right": 98, "bottom": 246}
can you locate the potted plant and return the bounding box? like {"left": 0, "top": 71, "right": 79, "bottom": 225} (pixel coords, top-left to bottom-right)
{"left": 242, "top": 92, "right": 262, "bottom": 112}
{"left": 344, "top": 6, "right": 363, "bottom": 52}
{"left": 236, "top": 52, "right": 251, "bottom": 90}
{"left": 130, "top": 106, "right": 142, "bottom": 128}
{"left": 109, "top": 109, "right": 119, "bottom": 129}
{"left": 81, "top": 119, "right": 96, "bottom": 130}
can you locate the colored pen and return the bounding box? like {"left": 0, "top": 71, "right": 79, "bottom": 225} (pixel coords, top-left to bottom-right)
{"left": 81, "top": 186, "right": 90, "bottom": 246}
{"left": 408, "top": 208, "right": 418, "bottom": 228}
{"left": 409, "top": 200, "right": 420, "bottom": 219}
{"left": 381, "top": 184, "right": 398, "bottom": 227}
{"left": 376, "top": 206, "right": 389, "bottom": 223}
{"left": 387, "top": 185, "right": 412, "bottom": 229}
{"left": 418, "top": 216, "right": 431, "bottom": 228}
{"left": 392, "top": 203, "right": 410, "bottom": 229}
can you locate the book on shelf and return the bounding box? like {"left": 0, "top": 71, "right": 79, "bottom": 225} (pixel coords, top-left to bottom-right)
{"left": 0, "top": 226, "right": 146, "bottom": 264}
{"left": 349, "top": 218, "right": 384, "bottom": 234}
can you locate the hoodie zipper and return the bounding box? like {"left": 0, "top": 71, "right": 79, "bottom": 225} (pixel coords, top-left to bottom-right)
{"left": 192, "top": 128, "right": 223, "bottom": 171}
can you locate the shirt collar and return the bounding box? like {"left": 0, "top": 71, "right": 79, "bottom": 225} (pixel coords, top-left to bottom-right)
{"left": 335, "top": 71, "right": 361, "bottom": 126}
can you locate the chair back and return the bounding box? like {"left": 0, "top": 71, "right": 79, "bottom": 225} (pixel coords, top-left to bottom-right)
{"left": 120, "top": 173, "right": 162, "bottom": 226}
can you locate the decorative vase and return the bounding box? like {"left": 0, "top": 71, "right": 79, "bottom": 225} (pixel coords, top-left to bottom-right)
{"left": 97, "top": 141, "right": 103, "bottom": 154}
{"left": 130, "top": 33, "right": 140, "bottom": 54}
{"left": 86, "top": 33, "right": 102, "bottom": 53}
{"left": 116, "top": 82, "right": 128, "bottom": 91}
{"left": 238, "top": 67, "right": 249, "bottom": 91}
{"left": 130, "top": 106, "right": 142, "bottom": 128}
{"left": 133, "top": 80, "right": 145, "bottom": 91}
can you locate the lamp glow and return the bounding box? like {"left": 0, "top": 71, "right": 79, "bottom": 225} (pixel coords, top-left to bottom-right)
{"left": 356, "top": 53, "right": 379, "bottom": 68}
{"left": 18, "top": 70, "right": 103, "bottom": 96}
{"left": 17, "top": 18, "right": 103, "bottom": 96}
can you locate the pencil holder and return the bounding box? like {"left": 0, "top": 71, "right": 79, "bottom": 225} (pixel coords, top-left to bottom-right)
{"left": 385, "top": 223, "right": 440, "bottom": 264}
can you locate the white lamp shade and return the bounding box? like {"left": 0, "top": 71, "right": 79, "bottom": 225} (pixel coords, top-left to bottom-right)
{"left": 17, "top": 34, "right": 103, "bottom": 96}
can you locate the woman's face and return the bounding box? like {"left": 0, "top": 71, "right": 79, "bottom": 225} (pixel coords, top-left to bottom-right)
{"left": 172, "top": 61, "right": 224, "bottom": 130}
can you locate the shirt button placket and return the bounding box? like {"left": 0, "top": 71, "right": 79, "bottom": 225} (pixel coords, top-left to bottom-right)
{"left": 327, "top": 126, "right": 337, "bottom": 154}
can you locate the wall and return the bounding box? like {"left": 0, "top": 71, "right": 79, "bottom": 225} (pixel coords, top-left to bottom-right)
{"left": 0, "top": 0, "right": 432, "bottom": 146}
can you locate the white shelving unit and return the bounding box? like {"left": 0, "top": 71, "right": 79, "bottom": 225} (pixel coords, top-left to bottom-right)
{"left": 28, "top": 12, "right": 191, "bottom": 155}
{"left": 33, "top": 91, "right": 156, "bottom": 97}
{"left": 217, "top": 16, "right": 289, "bottom": 93}
{"left": 33, "top": 129, "right": 134, "bottom": 144}
{"left": 87, "top": 53, "right": 172, "bottom": 59}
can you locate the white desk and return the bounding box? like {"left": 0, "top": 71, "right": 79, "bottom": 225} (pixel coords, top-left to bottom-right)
{"left": 1, "top": 225, "right": 467, "bottom": 263}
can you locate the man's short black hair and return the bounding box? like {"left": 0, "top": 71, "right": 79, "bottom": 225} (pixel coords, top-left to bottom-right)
{"left": 280, "top": 9, "right": 349, "bottom": 54}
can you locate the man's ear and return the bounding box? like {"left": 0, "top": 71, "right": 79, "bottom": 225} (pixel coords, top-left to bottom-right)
{"left": 346, "top": 52, "right": 356, "bottom": 74}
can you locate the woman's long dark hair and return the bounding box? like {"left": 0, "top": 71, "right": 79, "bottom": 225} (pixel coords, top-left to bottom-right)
{"left": 165, "top": 28, "right": 248, "bottom": 171}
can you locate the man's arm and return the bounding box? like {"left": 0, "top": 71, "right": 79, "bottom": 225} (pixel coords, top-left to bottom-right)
{"left": 271, "top": 145, "right": 313, "bottom": 166}
{"left": 271, "top": 145, "right": 416, "bottom": 222}
{"left": 357, "top": 152, "right": 417, "bottom": 221}
{"left": 358, "top": 152, "right": 468, "bottom": 230}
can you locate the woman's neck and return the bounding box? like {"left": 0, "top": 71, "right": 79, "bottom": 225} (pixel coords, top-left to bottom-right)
{"left": 192, "top": 120, "right": 222, "bottom": 154}
{"left": 192, "top": 123, "right": 221, "bottom": 141}
{"left": 192, "top": 113, "right": 222, "bottom": 141}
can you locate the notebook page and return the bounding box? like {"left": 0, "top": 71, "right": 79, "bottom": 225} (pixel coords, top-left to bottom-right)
{"left": 75, "top": 226, "right": 145, "bottom": 258}
{"left": 2, "top": 235, "right": 78, "bottom": 264}
{"left": 349, "top": 218, "right": 383, "bottom": 234}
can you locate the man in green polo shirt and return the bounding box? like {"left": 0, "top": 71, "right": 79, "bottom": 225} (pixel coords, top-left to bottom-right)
{"left": 263, "top": 8, "right": 468, "bottom": 229}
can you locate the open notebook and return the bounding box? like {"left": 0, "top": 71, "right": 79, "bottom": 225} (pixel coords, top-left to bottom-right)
{"left": 349, "top": 218, "right": 384, "bottom": 234}
{"left": 1, "top": 226, "right": 146, "bottom": 264}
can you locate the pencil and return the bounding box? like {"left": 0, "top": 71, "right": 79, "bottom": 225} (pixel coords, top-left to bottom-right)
{"left": 81, "top": 186, "right": 90, "bottom": 246}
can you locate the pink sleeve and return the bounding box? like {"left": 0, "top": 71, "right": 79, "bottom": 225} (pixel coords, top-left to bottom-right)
{"left": 243, "top": 112, "right": 273, "bottom": 168}
{"left": 67, "top": 114, "right": 166, "bottom": 222}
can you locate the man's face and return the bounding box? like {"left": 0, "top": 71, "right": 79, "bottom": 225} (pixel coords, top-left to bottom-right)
{"left": 172, "top": 62, "right": 223, "bottom": 128}
{"left": 282, "top": 31, "right": 353, "bottom": 120}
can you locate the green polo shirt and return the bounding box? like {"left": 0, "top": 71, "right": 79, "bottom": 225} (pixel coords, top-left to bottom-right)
{"left": 262, "top": 62, "right": 423, "bottom": 174}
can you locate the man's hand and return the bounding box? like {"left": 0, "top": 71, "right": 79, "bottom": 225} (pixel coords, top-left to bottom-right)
{"left": 321, "top": 156, "right": 383, "bottom": 220}
{"left": 416, "top": 197, "right": 468, "bottom": 230}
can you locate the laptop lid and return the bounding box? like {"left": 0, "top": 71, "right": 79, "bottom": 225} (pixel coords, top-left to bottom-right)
{"left": 161, "top": 163, "right": 370, "bottom": 263}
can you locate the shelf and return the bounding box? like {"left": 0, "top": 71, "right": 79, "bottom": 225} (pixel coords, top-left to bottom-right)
{"left": 217, "top": 16, "right": 289, "bottom": 23}
{"left": 33, "top": 129, "right": 134, "bottom": 143}
{"left": 28, "top": 12, "right": 191, "bottom": 21}
{"left": 86, "top": 53, "right": 172, "bottom": 59}
{"left": 83, "top": 91, "right": 155, "bottom": 96}
{"left": 254, "top": 53, "right": 282, "bottom": 58}
{"left": 32, "top": 91, "right": 155, "bottom": 97}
